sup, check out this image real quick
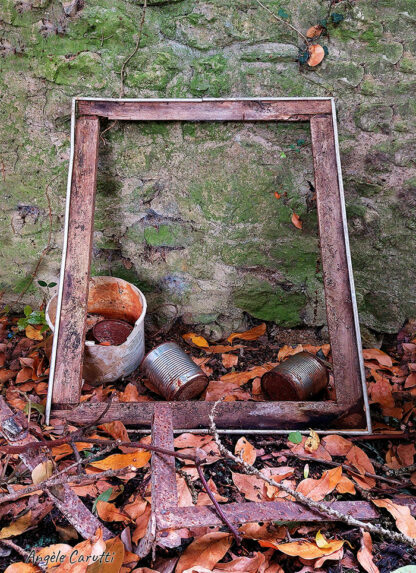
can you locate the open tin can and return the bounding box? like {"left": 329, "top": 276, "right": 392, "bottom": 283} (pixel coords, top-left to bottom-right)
{"left": 261, "top": 351, "right": 328, "bottom": 401}
{"left": 141, "top": 342, "right": 208, "bottom": 401}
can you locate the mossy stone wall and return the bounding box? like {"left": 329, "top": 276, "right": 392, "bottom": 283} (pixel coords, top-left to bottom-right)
{"left": 1, "top": 0, "right": 415, "bottom": 339}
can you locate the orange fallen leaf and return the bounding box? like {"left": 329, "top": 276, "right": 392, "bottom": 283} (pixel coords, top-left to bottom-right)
{"left": 291, "top": 212, "right": 303, "bottom": 229}
{"left": 25, "top": 324, "right": 43, "bottom": 341}
{"left": 87, "top": 536, "right": 125, "bottom": 573}
{"left": 357, "top": 531, "right": 380, "bottom": 573}
{"left": 0, "top": 369, "right": 17, "bottom": 383}
{"left": 15, "top": 366, "right": 33, "bottom": 384}
{"left": 0, "top": 511, "right": 32, "bottom": 539}
{"left": 274, "top": 191, "right": 281, "bottom": 199}
{"left": 267, "top": 538, "right": 344, "bottom": 558}
{"left": 232, "top": 467, "right": 294, "bottom": 502}
{"left": 95, "top": 501, "right": 131, "bottom": 523}
{"left": 346, "top": 446, "right": 376, "bottom": 489}
{"left": 296, "top": 466, "right": 342, "bottom": 501}
{"left": 5, "top": 564, "right": 41, "bottom": 572}
{"left": 222, "top": 353, "right": 239, "bottom": 369}
{"left": 373, "top": 499, "right": 416, "bottom": 538}
{"left": 336, "top": 474, "right": 356, "bottom": 495}
{"left": 227, "top": 323, "right": 266, "bottom": 344}
{"left": 90, "top": 450, "right": 151, "bottom": 471}
{"left": 362, "top": 348, "right": 393, "bottom": 368}
{"left": 307, "top": 24, "right": 324, "bottom": 38}
{"left": 308, "top": 44, "right": 325, "bottom": 66}
{"left": 203, "top": 344, "right": 244, "bottom": 354}
{"left": 220, "top": 364, "right": 274, "bottom": 386}
{"left": 278, "top": 344, "right": 304, "bottom": 361}
{"left": 235, "top": 437, "right": 256, "bottom": 465}
{"left": 175, "top": 532, "right": 232, "bottom": 573}
{"left": 174, "top": 433, "right": 213, "bottom": 449}
{"left": 182, "top": 332, "right": 209, "bottom": 348}
{"left": 197, "top": 477, "right": 228, "bottom": 505}
{"left": 52, "top": 442, "right": 92, "bottom": 460}
{"left": 322, "top": 435, "right": 353, "bottom": 456}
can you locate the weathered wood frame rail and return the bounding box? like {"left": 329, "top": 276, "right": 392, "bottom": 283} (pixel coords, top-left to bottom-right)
{"left": 47, "top": 97, "right": 371, "bottom": 433}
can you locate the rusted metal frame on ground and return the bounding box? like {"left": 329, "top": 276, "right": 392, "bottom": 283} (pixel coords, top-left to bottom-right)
{"left": 46, "top": 97, "right": 370, "bottom": 433}
{"left": 0, "top": 397, "right": 112, "bottom": 540}
{"left": 150, "top": 404, "right": 413, "bottom": 534}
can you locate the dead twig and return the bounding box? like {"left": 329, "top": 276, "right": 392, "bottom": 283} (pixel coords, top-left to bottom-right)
{"left": 253, "top": 0, "right": 308, "bottom": 43}
{"left": 120, "top": 0, "right": 147, "bottom": 97}
{"left": 208, "top": 400, "right": 416, "bottom": 549}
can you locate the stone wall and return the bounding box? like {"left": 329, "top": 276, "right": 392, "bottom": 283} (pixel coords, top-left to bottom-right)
{"left": 1, "top": 0, "right": 415, "bottom": 340}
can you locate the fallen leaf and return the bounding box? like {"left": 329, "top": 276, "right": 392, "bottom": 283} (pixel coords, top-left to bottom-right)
{"left": 291, "top": 212, "right": 303, "bottom": 229}
{"left": 336, "top": 474, "right": 356, "bottom": 495}
{"left": 0, "top": 511, "right": 32, "bottom": 539}
{"left": 16, "top": 367, "right": 33, "bottom": 384}
{"left": 119, "top": 383, "right": 140, "bottom": 402}
{"left": 373, "top": 499, "right": 416, "bottom": 538}
{"left": 274, "top": 191, "right": 281, "bottom": 199}
{"left": 232, "top": 467, "right": 294, "bottom": 502}
{"left": 204, "top": 345, "right": 244, "bottom": 354}
{"left": 357, "top": 531, "right": 380, "bottom": 573}
{"left": 227, "top": 323, "right": 266, "bottom": 344}
{"left": 95, "top": 501, "right": 131, "bottom": 523}
{"left": 269, "top": 538, "right": 344, "bottom": 558}
{"left": 307, "top": 44, "right": 325, "bottom": 66}
{"left": 25, "top": 325, "right": 43, "bottom": 341}
{"left": 183, "top": 332, "right": 209, "bottom": 348}
{"left": 296, "top": 466, "right": 342, "bottom": 501}
{"left": 197, "top": 478, "right": 228, "bottom": 505}
{"left": 86, "top": 536, "right": 125, "bottom": 573}
{"left": 290, "top": 437, "right": 332, "bottom": 461}
{"left": 304, "top": 429, "right": 320, "bottom": 453}
{"left": 0, "top": 369, "right": 17, "bottom": 383}
{"left": 175, "top": 532, "right": 232, "bottom": 573}
{"left": 32, "top": 460, "right": 53, "bottom": 485}
{"left": 214, "top": 551, "right": 266, "bottom": 571}
{"left": 220, "top": 364, "right": 274, "bottom": 386}
{"left": 90, "top": 450, "right": 151, "bottom": 470}
{"left": 35, "top": 543, "right": 72, "bottom": 568}
{"left": 316, "top": 530, "right": 335, "bottom": 549}
{"left": 322, "top": 435, "right": 353, "bottom": 456}
{"left": 278, "top": 344, "right": 304, "bottom": 361}
{"left": 306, "top": 24, "right": 324, "bottom": 38}
{"left": 235, "top": 437, "right": 256, "bottom": 465}
{"left": 362, "top": 348, "right": 393, "bottom": 368}
{"left": 204, "top": 381, "right": 251, "bottom": 402}
{"left": 52, "top": 442, "right": 92, "bottom": 460}
{"left": 346, "top": 446, "right": 376, "bottom": 489}
{"left": 222, "top": 353, "right": 239, "bottom": 369}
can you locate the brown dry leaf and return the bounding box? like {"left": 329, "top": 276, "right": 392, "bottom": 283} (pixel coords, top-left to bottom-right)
{"left": 25, "top": 325, "right": 43, "bottom": 341}
{"left": 95, "top": 501, "right": 131, "bottom": 523}
{"left": 265, "top": 538, "right": 344, "bottom": 557}
{"left": 220, "top": 364, "right": 274, "bottom": 386}
{"left": 235, "top": 437, "right": 256, "bottom": 465}
{"left": 35, "top": 543, "right": 72, "bottom": 567}
{"left": 119, "top": 383, "right": 140, "bottom": 402}
{"left": 86, "top": 536, "right": 125, "bottom": 573}
{"left": 321, "top": 435, "right": 353, "bottom": 457}
{"left": 296, "top": 466, "right": 342, "bottom": 501}
{"left": 214, "top": 551, "right": 266, "bottom": 571}
{"left": 90, "top": 450, "right": 151, "bottom": 470}
{"left": 357, "top": 531, "right": 380, "bottom": 573}
{"left": 304, "top": 429, "right": 320, "bottom": 453}
{"left": 174, "top": 433, "right": 213, "bottom": 449}
{"left": 52, "top": 442, "right": 92, "bottom": 460}
{"left": 204, "top": 381, "right": 251, "bottom": 402}
{"left": 232, "top": 467, "right": 294, "bottom": 502}
{"left": 373, "top": 499, "right": 416, "bottom": 538}
{"left": 222, "top": 353, "right": 239, "bottom": 369}
{"left": 307, "top": 44, "right": 325, "bottom": 66}
{"left": 227, "top": 323, "right": 266, "bottom": 344}
{"left": 291, "top": 212, "right": 303, "bottom": 229}
{"left": 345, "top": 446, "right": 376, "bottom": 489}
{"left": 362, "top": 348, "right": 393, "bottom": 368}
{"left": 15, "top": 366, "right": 33, "bottom": 384}
{"left": 204, "top": 344, "right": 244, "bottom": 354}
{"left": 0, "top": 369, "right": 17, "bottom": 383}
{"left": 98, "top": 421, "right": 129, "bottom": 443}
{"left": 177, "top": 475, "right": 193, "bottom": 507}
{"left": 4, "top": 565, "right": 40, "bottom": 573}
{"left": 132, "top": 504, "right": 151, "bottom": 543}
{"left": 32, "top": 460, "right": 53, "bottom": 485}
{"left": 0, "top": 511, "right": 32, "bottom": 539}
{"left": 290, "top": 437, "right": 332, "bottom": 461}
{"left": 278, "top": 344, "right": 304, "bottom": 361}
{"left": 56, "top": 529, "right": 106, "bottom": 573}
{"left": 336, "top": 474, "right": 356, "bottom": 495}
{"left": 175, "top": 532, "right": 232, "bottom": 573}
{"left": 306, "top": 24, "right": 324, "bottom": 38}
{"left": 183, "top": 332, "right": 209, "bottom": 348}
{"left": 405, "top": 372, "right": 416, "bottom": 388}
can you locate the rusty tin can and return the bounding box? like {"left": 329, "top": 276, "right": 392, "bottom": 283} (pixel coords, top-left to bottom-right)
{"left": 261, "top": 351, "right": 328, "bottom": 401}
{"left": 141, "top": 342, "right": 208, "bottom": 401}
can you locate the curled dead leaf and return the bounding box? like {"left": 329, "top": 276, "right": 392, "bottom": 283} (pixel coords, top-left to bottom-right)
{"left": 32, "top": 460, "right": 53, "bottom": 485}
{"left": 90, "top": 450, "right": 151, "bottom": 470}
{"left": 307, "top": 44, "right": 325, "bottom": 66}
{"left": 291, "top": 212, "right": 303, "bottom": 229}
{"left": 227, "top": 323, "right": 266, "bottom": 344}
{"left": 267, "top": 538, "right": 344, "bottom": 558}
{"left": 373, "top": 499, "right": 416, "bottom": 538}
{"left": 182, "top": 332, "right": 209, "bottom": 348}
{"left": 357, "top": 530, "right": 380, "bottom": 573}
{"left": 235, "top": 436, "right": 257, "bottom": 465}
{"left": 25, "top": 325, "right": 43, "bottom": 341}
{"left": 307, "top": 24, "right": 324, "bottom": 38}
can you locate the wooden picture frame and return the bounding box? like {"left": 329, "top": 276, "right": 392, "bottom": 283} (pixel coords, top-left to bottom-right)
{"left": 46, "top": 98, "right": 371, "bottom": 434}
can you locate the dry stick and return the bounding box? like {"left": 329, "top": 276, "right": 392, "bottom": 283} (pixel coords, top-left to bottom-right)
{"left": 119, "top": 0, "right": 148, "bottom": 97}
{"left": 0, "top": 538, "right": 31, "bottom": 559}
{"left": 253, "top": 0, "right": 308, "bottom": 43}
{"left": 208, "top": 401, "right": 416, "bottom": 549}
{"left": 0, "top": 465, "right": 131, "bottom": 505}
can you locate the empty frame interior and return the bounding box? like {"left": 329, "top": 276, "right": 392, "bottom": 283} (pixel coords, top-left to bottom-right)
{"left": 47, "top": 98, "right": 371, "bottom": 433}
